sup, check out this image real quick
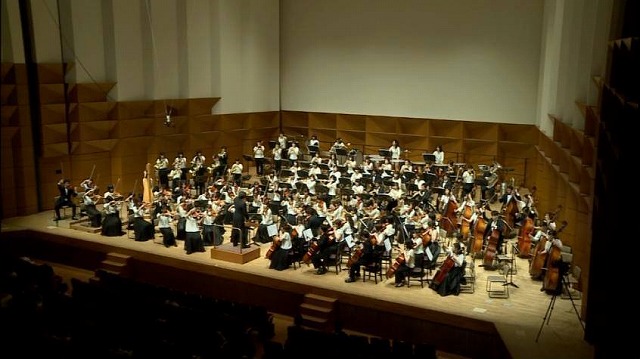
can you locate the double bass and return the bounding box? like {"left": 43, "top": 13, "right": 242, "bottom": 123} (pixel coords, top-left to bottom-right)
{"left": 472, "top": 216, "right": 487, "bottom": 255}
{"left": 542, "top": 221, "right": 568, "bottom": 292}
{"left": 482, "top": 217, "right": 503, "bottom": 268}
{"left": 517, "top": 213, "right": 535, "bottom": 258}
{"left": 440, "top": 199, "right": 458, "bottom": 235}
{"left": 460, "top": 203, "right": 473, "bottom": 240}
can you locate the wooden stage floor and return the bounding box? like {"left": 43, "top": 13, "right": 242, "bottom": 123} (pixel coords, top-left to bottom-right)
{"left": 1, "top": 211, "right": 592, "bottom": 359}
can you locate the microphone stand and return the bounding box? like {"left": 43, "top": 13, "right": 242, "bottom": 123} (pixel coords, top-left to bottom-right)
{"left": 503, "top": 240, "right": 519, "bottom": 288}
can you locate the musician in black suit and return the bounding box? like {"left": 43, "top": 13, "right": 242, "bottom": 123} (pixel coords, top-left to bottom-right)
{"left": 55, "top": 179, "right": 78, "bottom": 220}
{"left": 305, "top": 207, "right": 323, "bottom": 237}
{"left": 231, "top": 191, "right": 250, "bottom": 248}
{"left": 499, "top": 185, "right": 521, "bottom": 208}
{"left": 311, "top": 223, "right": 338, "bottom": 275}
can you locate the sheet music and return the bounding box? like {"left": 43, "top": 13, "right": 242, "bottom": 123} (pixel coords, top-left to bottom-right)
{"left": 426, "top": 247, "right": 434, "bottom": 261}
{"left": 267, "top": 224, "right": 278, "bottom": 237}
{"left": 345, "top": 235, "right": 354, "bottom": 248}
{"left": 303, "top": 228, "right": 313, "bottom": 241}
{"left": 384, "top": 238, "right": 391, "bottom": 252}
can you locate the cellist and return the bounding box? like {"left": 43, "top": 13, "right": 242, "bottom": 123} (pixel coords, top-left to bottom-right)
{"left": 483, "top": 210, "right": 506, "bottom": 255}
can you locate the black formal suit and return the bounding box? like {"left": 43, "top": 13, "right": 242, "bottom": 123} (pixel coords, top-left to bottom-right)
{"left": 483, "top": 217, "right": 506, "bottom": 254}
{"left": 55, "top": 183, "right": 77, "bottom": 219}
{"left": 232, "top": 195, "right": 249, "bottom": 247}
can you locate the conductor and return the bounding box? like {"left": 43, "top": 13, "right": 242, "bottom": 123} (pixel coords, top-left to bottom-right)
{"left": 232, "top": 191, "right": 250, "bottom": 248}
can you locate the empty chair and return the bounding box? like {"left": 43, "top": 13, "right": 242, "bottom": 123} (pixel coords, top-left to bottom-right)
{"left": 362, "top": 257, "right": 384, "bottom": 284}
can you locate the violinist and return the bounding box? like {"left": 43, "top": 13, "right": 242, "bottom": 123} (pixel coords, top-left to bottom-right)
{"left": 130, "top": 197, "right": 155, "bottom": 242}
{"left": 55, "top": 179, "right": 78, "bottom": 221}
{"left": 157, "top": 205, "right": 177, "bottom": 247}
{"left": 393, "top": 240, "right": 416, "bottom": 287}
{"left": 101, "top": 195, "right": 125, "bottom": 237}
{"left": 344, "top": 226, "right": 385, "bottom": 283}
{"left": 311, "top": 222, "right": 339, "bottom": 275}
{"left": 184, "top": 205, "right": 206, "bottom": 254}
{"left": 82, "top": 188, "right": 102, "bottom": 228}
{"left": 256, "top": 197, "right": 274, "bottom": 243}
{"left": 201, "top": 205, "right": 216, "bottom": 246}
{"left": 431, "top": 242, "right": 466, "bottom": 296}
{"left": 269, "top": 224, "right": 293, "bottom": 271}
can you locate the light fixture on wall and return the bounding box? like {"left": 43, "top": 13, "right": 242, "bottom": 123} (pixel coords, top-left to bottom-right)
{"left": 164, "top": 105, "right": 175, "bottom": 127}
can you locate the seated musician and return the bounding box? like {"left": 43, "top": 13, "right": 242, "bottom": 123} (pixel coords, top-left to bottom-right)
{"left": 387, "top": 182, "right": 403, "bottom": 212}
{"left": 345, "top": 226, "right": 386, "bottom": 283}
{"left": 308, "top": 162, "right": 322, "bottom": 177}
{"left": 101, "top": 195, "right": 125, "bottom": 237}
{"left": 394, "top": 240, "right": 416, "bottom": 287}
{"left": 311, "top": 222, "right": 339, "bottom": 275}
{"left": 439, "top": 187, "right": 457, "bottom": 214}
{"left": 54, "top": 179, "right": 78, "bottom": 220}
{"left": 431, "top": 242, "right": 467, "bottom": 296}
{"left": 82, "top": 188, "right": 102, "bottom": 227}
{"left": 423, "top": 222, "right": 442, "bottom": 269}
{"left": 269, "top": 224, "right": 293, "bottom": 271}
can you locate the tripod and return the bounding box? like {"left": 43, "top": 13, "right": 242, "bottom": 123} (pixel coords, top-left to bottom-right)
{"left": 535, "top": 274, "right": 584, "bottom": 342}
{"left": 503, "top": 242, "right": 519, "bottom": 288}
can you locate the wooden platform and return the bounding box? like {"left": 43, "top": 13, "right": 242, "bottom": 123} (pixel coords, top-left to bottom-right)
{"left": 211, "top": 242, "right": 261, "bottom": 264}
{"left": 70, "top": 219, "right": 102, "bottom": 234}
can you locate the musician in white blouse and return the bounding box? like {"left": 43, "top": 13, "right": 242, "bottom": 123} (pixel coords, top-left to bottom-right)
{"left": 433, "top": 145, "right": 445, "bottom": 165}
{"left": 287, "top": 142, "right": 300, "bottom": 161}
{"left": 253, "top": 140, "right": 266, "bottom": 176}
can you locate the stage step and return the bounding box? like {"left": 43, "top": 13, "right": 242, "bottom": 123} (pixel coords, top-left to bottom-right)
{"left": 298, "top": 293, "right": 337, "bottom": 332}
{"left": 70, "top": 220, "right": 102, "bottom": 234}
{"left": 106, "top": 252, "right": 131, "bottom": 264}
{"left": 94, "top": 253, "right": 131, "bottom": 277}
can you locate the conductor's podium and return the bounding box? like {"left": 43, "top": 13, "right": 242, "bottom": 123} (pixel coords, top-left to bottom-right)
{"left": 211, "top": 242, "right": 261, "bottom": 264}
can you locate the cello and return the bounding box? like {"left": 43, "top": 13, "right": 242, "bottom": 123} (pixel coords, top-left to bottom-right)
{"left": 431, "top": 255, "right": 455, "bottom": 287}
{"left": 386, "top": 253, "right": 406, "bottom": 279}
{"left": 483, "top": 223, "right": 500, "bottom": 268}
{"left": 265, "top": 235, "right": 281, "bottom": 259}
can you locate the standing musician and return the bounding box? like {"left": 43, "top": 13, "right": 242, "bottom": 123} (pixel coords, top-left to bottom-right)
{"left": 190, "top": 150, "right": 207, "bottom": 195}
{"left": 155, "top": 152, "right": 170, "bottom": 189}
{"left": 157, "top": 205, "right": 177, "bottom": 247}
{"left": 253, "top": 140, "right": 266, "bottom": 177}
{"left": 54, "top": 179, "right": 78, "bottom": 221}
{"left": 389, "top": 139, "right": 402, "bottom": 171}
{"left": 308, "top": 134, "right": 320, "bottom": 157}
{"left": 231, "top": 191, "right": 250, "bottom": 248}
{"left": 201, "top": 205, "right": 216, "bottom": 246}
{"left": 217, "top": 146, "right": 229, "bottom": 178}
{"left": 287, "top": 142, "right": 300, "bottom": 162}
{"left": 277, "top": 133, "right": 288, "bottom": 157}
{"left": 173, "top": 152, "right": 188, "bottom": 182}
{"left": 269, "top": 223, "right": 293, "bottom": 271}
{"left": 432, "top": 145, "right": 445, "bottom": 165}
{"left": 461, "top": 165, "right": 475, "bottom": 198}
{"left": 311, "top": 222, "right": 339, "bottom": 275}
{"left": 229, "top": 159, "right": 244, "bottom": 186}
{"left": 344, "top": 226, "right": 386, "bottom": 283}
{"left": 483, "top": 210, "right": 506, "bottom": 255}
{"left": 431, "top": 241, "right": 467, "bottom": 296}
{"left": 184, "top": 206, "right": 206, "bottom": 254}
{"left": 393, "top": 240, "right": 416, "bottom": 287}
{"left": 168, "top": 163, "right": 183, "bottom": 190}
{"left": 272, "top": 143, "right": 282, "bottom": 174}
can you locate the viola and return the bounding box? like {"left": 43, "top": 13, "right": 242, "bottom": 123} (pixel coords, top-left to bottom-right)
{"left": 431, "top": 256, "right": 455, "bottom": 287}
{"left": 386, "top": 253, "right": 406, "bottom": 279}
{"left": 265, "top": 236, "right": 282, "bottom": 259}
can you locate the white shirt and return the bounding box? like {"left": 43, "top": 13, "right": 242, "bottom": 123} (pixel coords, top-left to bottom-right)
{"left": 433, "top": 150, "right": 444, "bottom": 165}
{"left": 280, "top": 231, "right": 292, "bottom": 250}
{"left": 185, "top": 216, "right": 200, "bottom": 232}
{"left": 462, "top": 170, "right": 474, "bottom": 184}
{"left": 253, "top": 145, "right": 265, "bottom": 159}
{"left": 157, "top": 212, "right": 173, "bottom": 228}
{"left": 389, "top": 145, "right": 401, "bottom": 160}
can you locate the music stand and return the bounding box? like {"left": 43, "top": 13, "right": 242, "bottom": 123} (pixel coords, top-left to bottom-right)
{"left": 268, "top": 140, "right": 277, "bottom": 149}
{"left": 295, "top": 182, "right": 309, "bottom": 193}
{"left": 243, "top": 155, "right": 254, "bottom": 163}
{"left": 297, "top": 170, "right": 309, "bottom": 179}
{"left": 475, "top": 178, "right": 489, "bottom": 187}
{"left": 378, "top": 149, "right": 391, "bottom": 158}
{"left": 339, "top": 177, "right": 352, "bottom": 187}
{"left": 406, "top": 183, "right": 418, "bottom": 192}
{"left": 318, "top": 163, "right": 330, "bottom": 172}
{"left": 308, "top": 145, "right": 319, "bottom": 154}
{"left": 194, "top": 200, "right": 208, "bottom": 210}
{"left": 279, "top": 169, "right": 294, "bottom": 178}
{"left": 402, "top": 172, "right": 416, "bottom": 182}
{"left": 423, "top": 153, "right": 436, "bottom": 163}
{"left": 335, "top": 148, "right": 348, "bottom": 157}
{"left": 502, "top": 242, "right": 519, "bottom": 288}
{"left": 423, "top": 172, "right": 437, "bottom": 185}
{"left": 431, "top": 186, "right": 445, "bottom": 196}
{"left": 279, "top": 182, "right": 292, "bottom": 191}
{"left": 316, "top": 173, "right": 329, "bottom": 181}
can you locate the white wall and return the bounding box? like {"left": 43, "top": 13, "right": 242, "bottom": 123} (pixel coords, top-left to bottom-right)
{"left": 281, "top": 0, "right": 544, "bottom": 124}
